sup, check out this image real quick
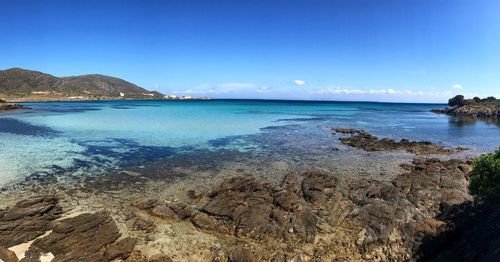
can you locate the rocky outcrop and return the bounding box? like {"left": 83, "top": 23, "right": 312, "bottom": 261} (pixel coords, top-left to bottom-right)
{"left": 432, "top": 100, "right": 499, "bottom": 120}
{"left": 333, "top": 129, "right": 455, "bottom": 155}
{"left": 332, "top": 128, "right": 361, "bottom": 134}
{"left": 132, "top": 157, "right": 473, "bottom": 260}
{"left": 0, "top": 247, "right": 18, "bottom": 262}
{"left": 0, "top": 195, "right": 62, "bottom": 247}
{"left": 0, "top": 196, "right": 138, "bottom": 262}
{"left": 0, "top": 103, "right": 26, "bottom": 112}
{"left": 349, "top": 158, "right": 473, "bottom": 260}
{"left": 135, "top": 174, "right": 321, "bottom": 244}
{"left": 417, "top": 200, "right": 500, "bottom": 261}
{"left": 23, "top": 212, "right": 123, "bottom": 261}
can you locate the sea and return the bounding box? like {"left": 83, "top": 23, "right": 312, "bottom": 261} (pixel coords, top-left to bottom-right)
{"left": 0, "top": 99, "right": 498, "bottom": 186}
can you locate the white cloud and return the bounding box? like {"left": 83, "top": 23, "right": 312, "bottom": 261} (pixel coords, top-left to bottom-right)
{"left": 293, "top": 80, "right": 306, "bottom": 86}
{"left": 311, "top": 87, "right": 406, "bottom": 95}
{"left": 173, "top": 82, "right": 258, "bottom": 95}
{"left": 309, "top": 87, "right": 454, "bottom": 98}
{"left": 256, "top": 86, "right": 271, "bottom": 93}
{"left": 154, "top": 83, "right": 160, "bottom": 88}
{"left": 452, "top": 84, "right": 462, "bottom": 89}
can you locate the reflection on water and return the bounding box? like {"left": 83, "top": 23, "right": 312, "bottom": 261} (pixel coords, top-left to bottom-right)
{"left": 448, "top": 115, "right": 499, "bottom": 127}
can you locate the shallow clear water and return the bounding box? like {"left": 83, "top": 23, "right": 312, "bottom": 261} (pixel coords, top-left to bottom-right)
{"left": 0, "top": 99, "right": 498, "bottom": 186}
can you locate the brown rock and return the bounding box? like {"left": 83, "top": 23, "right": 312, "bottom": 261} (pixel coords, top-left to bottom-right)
{"left": 0, "top": 195, "right": 62, "bottom": 247}
{"left": 290, "top": 209, "right": 317, "bottom": 243}
{"left": 133, "top": 199, "right": 160, "bottom": 210}
{"left": 149, "top": 253, "right": 173, "bottom": 262}
{"left": 0, "top": 247, "right": 18, "bottom": 262}
{"left": 125, "top": 250, "right": 148, "bottom": 262}
{"left": 133, "top": 217, "right": 156, "bottom": 233}
{"left": 151, "top": 205, "right": 178, "bottom": 220}
{"left": 167, "top": 202, "right": 194, "bottom": 219}
{"left": 190, "top": 212, "right": 234, "bottom": 235}
{"left": 332, "top": 128, "right": 365, "bottom": 134}
{"left": 301, "top": 171, "right": 337, "bottom": 205}
{"left": 229, "top": 246, "right": 255, "bottom": 262}
{"left": 23, "top": 212, "right": 121, "bottom": 262}
{"left": 181, "top": 176, "right": 319, "bottom": 243}
{"left": 336, "top": 129, "right": 454, "bottom": 155}
{"left": 104, "top": 237, "right": 136, "bottom": 261}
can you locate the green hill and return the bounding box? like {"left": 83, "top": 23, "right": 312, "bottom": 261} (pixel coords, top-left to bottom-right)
{"left": 0, "top": 68, "right": 163, "bottom": 99}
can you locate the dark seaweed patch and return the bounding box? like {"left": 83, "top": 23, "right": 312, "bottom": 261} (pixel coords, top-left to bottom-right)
{"left": 0, "top": 118, "right": 60, "bottom": 137}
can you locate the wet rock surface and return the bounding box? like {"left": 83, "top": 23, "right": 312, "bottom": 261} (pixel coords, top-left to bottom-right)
{"left": 333, "top": 128, "right": 455, "bottom": 155}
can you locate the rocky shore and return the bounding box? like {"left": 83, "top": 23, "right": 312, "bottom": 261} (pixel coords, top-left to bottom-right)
{"left": 0, "top": 102, "right": 26, "bottom": 112}
{"left": 0, "top": 128, "right": 494, "bottom": 261}
{"left": 431, "top": 95, "right": 499, "bottom": 121}
{"left": 0, "top": 157, "right": 477, "bottom": 261}
{"left": 332, "top": 128, "right": 461, "bottom": 155}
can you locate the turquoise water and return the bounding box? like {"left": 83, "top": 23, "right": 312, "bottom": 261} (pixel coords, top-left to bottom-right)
{"left": 0, "top": 99, "right": 498, "bottom": 186}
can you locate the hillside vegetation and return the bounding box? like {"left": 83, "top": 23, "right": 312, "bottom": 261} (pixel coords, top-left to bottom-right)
{"left": 0, "top": 68, "right": 163, "bottom": 99}
{"left": 432, "top": 95, "right": 499, "bottom": 120}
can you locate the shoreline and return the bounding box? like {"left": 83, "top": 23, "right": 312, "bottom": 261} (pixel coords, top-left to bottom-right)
{"left": 0, "top": 103, "right": 27, "bottom": 113}
{"left": 431, "top": 97, "right": 499, "bottom": 122}
{"left": 2, "top": 95, "right": 447, "bottom": 105}
{"left": 1, "top": 128, "right": 494, "bottom": 261}
{"left": 3, "top": 97, "right": 209, "bottom": 103}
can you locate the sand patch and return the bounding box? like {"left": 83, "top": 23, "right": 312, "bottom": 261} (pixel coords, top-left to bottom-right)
{"left": 8, "top": 230, "right": 52, "bottom": 260}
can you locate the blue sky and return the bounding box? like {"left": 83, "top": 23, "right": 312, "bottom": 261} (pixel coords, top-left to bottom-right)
{"left": 1, "top": 0, "right": 499, "bottom": 102}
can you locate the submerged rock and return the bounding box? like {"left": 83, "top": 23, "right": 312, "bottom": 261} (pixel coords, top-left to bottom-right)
{"left": 332, "top": 128, "right": 364, "bottom": 135}
{"left": 0, "top": 103, "right": 27, "bottom": 112}
{"left": 333, "top": 128, "right": 454, "bottom": 155}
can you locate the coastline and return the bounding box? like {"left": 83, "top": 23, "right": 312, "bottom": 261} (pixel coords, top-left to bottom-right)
{"left": 0, "top": 103, "right": 27, "bottom": 113}
{"left": 431, "top": 97, "right": 499, "bottom": 122}
{"left": 1, "top": 128, "right": 495, "bottom": 261}
{"left": 3, "top": 97, "right": 208, "bottom": 103}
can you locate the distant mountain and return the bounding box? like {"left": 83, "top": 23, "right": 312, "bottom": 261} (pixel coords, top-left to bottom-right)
{"left": 0, "top": 68, "right": 163, "bottom": 99}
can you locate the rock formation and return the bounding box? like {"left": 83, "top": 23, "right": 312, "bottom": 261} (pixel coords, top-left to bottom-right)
{"left": 132, "top": 157, "right": 473, "bottom": 260}
{"left": 0, "top": 197, "right": 137, "bottom": 262}
{"left": 432, "top": 96, "right": 499, "bottom": 120}
{"left": 0, "top": 102, "right": 26, "bottom": 112}
{"left": 333, "top": 128, "right": 455, "bottom": 155}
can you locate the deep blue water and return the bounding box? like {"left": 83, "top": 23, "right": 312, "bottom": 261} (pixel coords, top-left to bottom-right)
{"left": 0, "top": 99, "right": 498, "bottom": 185}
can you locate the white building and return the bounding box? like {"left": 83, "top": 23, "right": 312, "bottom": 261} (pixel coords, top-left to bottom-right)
{"left": 164, "top": 95, "right": 178, "bottom": 99}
